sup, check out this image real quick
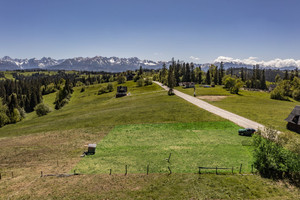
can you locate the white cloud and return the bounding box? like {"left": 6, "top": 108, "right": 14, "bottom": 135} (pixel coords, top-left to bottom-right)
{"left": 214, "top": 56, "right": 300, "bottom": 68}
{"left": 190, "top": 56, "right": 200, "bottom": 61}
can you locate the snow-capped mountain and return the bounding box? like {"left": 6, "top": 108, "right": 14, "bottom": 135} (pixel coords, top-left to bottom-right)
{"left": 0, "top": 56, "right": 63, "bottom": 70}
{"left": 0, "top": 56, "right": 169, "bottom": 72}
{"left": 1, "top": 55, "right": 299, "bottom": 72}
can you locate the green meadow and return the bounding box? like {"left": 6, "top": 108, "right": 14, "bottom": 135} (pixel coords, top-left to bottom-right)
{"left": 0, "top": 80, "right": 298, "bottom": 199}
{"left": 75, "top": 121, "right": 253, "bottom": 174}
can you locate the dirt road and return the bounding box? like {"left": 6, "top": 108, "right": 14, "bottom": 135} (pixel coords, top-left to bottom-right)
{"left": 154, "top": 81, "right": 265, "bottom": 130}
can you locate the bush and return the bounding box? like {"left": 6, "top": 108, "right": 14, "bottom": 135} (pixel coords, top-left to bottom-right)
{"left": 168, "top": 89, "right": 175, "bottom": 96}
{"left": 98, "top": 86, "right": 106, "bottom": 95}
{"left": 80, "top": 87, "right": 85, "bottom": 93}
{"left": 107, "top": 83, "right": 114, "bottom": 92}
{"left": 144, "top": 77, "right": 153, "bottom": 86}
{"left": 0, "top": 112, "right": 9, "bottom": 127}
{"left": 137, "top": 79, "right": 144, "bottom": 87}
{"left": 292, "top": 89, "right": 300, "bottom": 101}
{"left": 10, "top": 108, "right": 21, "bottom": 123}
{"left": 35, "top": 103, "right": 51, "bottom": 117}
{"left": 253, "top": 133, "right": 300, "bottom": 180}
{"left": 270, "top": 86, "right": 289, "bottom": 101}
{"left": 117, "top": 75, "right": 126, "bottom": 84}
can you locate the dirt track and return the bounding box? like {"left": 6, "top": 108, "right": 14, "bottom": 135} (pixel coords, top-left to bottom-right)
{"left": 154, "top": 81, "right": 265, "bottom": 130}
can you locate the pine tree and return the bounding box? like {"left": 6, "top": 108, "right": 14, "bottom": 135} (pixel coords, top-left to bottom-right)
{"left": 185, "top": 63, "right": 191, "bottom": 82}
{"left": 198, "top": 66, "right": 203, "bottom": 84}
{"left": 167, "top": 64, "right": 176, "bottom": 89}
{"left": 260, "top": 69, "right": 267, "bottom": 90}
{"left": 174, "top": 61, "right": 181, "bottom": 86}
{"left": 219, "top": 62, "right": 224, "bottom": 85}
{"left": 206, "top": 70, "right": 211, "bottom": 85}
{"left": 284, "top": 70, "right": 289, "bottom": 80}
{"left": 191, "top": 63, "right": 196, "bottom": 82}
{"left": 213, "top": 66, "right": 218, "bottom": 85}
{"left": 241, "top": 68, "right": 245, "bottom": 81}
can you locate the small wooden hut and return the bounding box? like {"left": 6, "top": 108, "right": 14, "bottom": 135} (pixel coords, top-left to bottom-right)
{"left": 285, "top": 106, "right": 300, "bottom": 133}
{"left": 116, "top": 86, "right": 127, "bottom": 98}
{"left": 179, "top": 82, "right": 195, "bottom": 88}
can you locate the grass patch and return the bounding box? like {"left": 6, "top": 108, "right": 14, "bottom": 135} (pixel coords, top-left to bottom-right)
{"left": 75, "top": 122, "right": 254, "bottom": 174}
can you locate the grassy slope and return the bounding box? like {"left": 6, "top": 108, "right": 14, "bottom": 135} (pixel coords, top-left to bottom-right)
{"left": 0, "top": 82, "right": 223, "bottom": 138}
{"left": 0, "top": 81, "right": 298, "bottom": 199}
{"left": 176, "top": 85, "right": 300, "bottom": 133}
{"left": 76, "top": 122, "right": 254, "bottom": 174}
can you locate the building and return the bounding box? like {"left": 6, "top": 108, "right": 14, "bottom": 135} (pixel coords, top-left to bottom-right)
{"left": 285, "top": 106, "right": 300, "bottom": 133}
{"left": 179, "top": 82, "right": 195, "bottom": 88}
{"left": 116, "top": 86, "right": 127, "bottom": 98}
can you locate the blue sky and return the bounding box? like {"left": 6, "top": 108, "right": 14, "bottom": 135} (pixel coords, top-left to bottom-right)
{"left": 0, "top": 0, "right": 299, "bottom": 63}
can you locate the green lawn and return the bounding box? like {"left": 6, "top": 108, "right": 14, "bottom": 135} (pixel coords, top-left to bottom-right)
{"left": 75, "top": 122, "right": 253, "bottom": 174}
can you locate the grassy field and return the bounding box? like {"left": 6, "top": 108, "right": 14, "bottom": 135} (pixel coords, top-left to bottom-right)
{"left": 0, "top": 81, "right": 224, "bottom": 138}
{"left": 75, "top": 122, "right": 253, "bottom": 174}
{"left": 176, "top": 85, "right": 300, "bottom": 133}
{"left": 0, "top": 81, "right": 299, "bottom": 199}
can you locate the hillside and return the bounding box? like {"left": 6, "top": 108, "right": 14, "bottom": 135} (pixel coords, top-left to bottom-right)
{"left": 0, "top": 81, "right": 299, "bottom": 199}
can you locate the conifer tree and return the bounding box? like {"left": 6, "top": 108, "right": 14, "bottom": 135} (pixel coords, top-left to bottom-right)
{"left": 260, "top": 69, "right": 267, "bottom": 90}
{"left": 206, "top": 70, "right": 211, "bottom": 85}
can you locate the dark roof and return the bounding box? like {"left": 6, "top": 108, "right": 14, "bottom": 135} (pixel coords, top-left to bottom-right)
{"left": 285, "top": 106, "right": 300, "bottom": 125}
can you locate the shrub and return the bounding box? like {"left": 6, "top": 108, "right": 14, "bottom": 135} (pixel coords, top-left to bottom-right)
{"left": 0, "top": 112, "right": 9, "bottom": 127}
{"left": 168, "top": 89, "right": 175, "bottom": 96}
{"left": 292, "top": 89, "right": 300, "bottom": 101}
{"left": 144, "top": 77, "right": 153, "bottom": 86}
{"left": 35, "top": 103, "right": 51, "bottom": 117}
{"left": 107, "top": 83, "right": 114, "bottom": 92}
{"left": 98, "top": 86, "right": 106, "bottom": 95}
{"left": 137, "top": 79, "right": 144, "bottom": 87}
{"left": 80, "top": 87, "right": 85, "bottom": 93}
{"left": 10, "top": 108, "right": 21, "bottom": 123}
{"left": 117, "top": 75, "right": 126, "bottom": 84}
{"left": 253, "top": 133, "right": 300, "bottom": 180}
{"left": 270, "top": 86, "right": 289, "bottom": 101}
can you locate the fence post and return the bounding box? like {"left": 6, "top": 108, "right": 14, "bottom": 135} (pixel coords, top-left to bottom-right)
{"left": 41, "top": 171, "right": 43, "bottom": 177}
{"left": 57, "top": 160, "right": 59, "bottom": 167}
{"left": 167, "top": 153, "right": 172, "bottom": 163}
{"left": 11, "top": 172, "right": 13, "bottom": 178}
{"left": 74, "top": 170, "right": 76, "bottom": 175}
{"left": 239, "top": 164, "right": 242, "bottom": 174}
{"left": 198, "top": 167, "right": 201, "bottom": 174}
{"left": 232, "top": 167, "right": 234, "bottom": 175}
{"left": 168, "top": 166, "right": 172, "bottom": 175}
{"left": 216, "top": 167, "right": 218, "bottom": 175}
{"left": 147, "top": 164, "right": 149, "bottom": 175}
{"left": 0, "top": 173, "right": 1, "bottom": 180}
{"left": 125, "top": 165, "right": 127, "bottom": 176}
{"left": 110, "top": 169, "right": 112, "bottom": 175}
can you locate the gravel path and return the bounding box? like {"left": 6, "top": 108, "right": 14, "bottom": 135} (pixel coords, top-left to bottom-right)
{"left": 154, "top": 81, "right": 265, "bottom": 130}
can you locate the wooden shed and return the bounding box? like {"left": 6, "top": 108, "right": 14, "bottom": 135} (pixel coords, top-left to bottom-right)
{"left": 87, "top": 144, "right": 97, "bottom": 155}
{"left": 116, "top": 86, "right": 127, "bottom": 98}
{"left": 179, "top": 82, "right": 195, "bottom": 88}
{"left": 285, "top": 106, "right": 300, "bottom": 133}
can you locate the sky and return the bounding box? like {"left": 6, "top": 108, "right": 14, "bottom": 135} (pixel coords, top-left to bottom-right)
{"left": 0, "top": 0, "right": 299, "bottom": 64}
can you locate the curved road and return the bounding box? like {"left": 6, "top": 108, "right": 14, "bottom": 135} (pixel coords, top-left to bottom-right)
{"left": 154, "top": 81, "right": 265, "bottom": 130}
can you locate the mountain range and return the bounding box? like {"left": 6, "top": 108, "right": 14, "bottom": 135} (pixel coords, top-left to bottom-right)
{"left": 0, "top": 56, "right": 298, "bottom": 72}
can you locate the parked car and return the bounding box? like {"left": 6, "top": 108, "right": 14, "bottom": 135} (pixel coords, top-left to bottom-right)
{"left": 238, "top": 128, "right": 256, "bottom": 136}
